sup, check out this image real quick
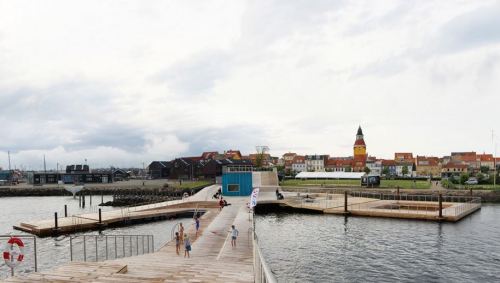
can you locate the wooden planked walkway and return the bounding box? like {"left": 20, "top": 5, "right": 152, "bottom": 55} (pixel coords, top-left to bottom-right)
{"left": 4, "top": 187, "right": 256, "bottom": 283}
{"left": 14, "top": 187, "right": 221, "bottom": 237}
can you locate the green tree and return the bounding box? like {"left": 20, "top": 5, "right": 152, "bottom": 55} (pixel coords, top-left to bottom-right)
{"left": 364, "top": 166, "right": 371, "bottom": 174}
{"left": 401, "top": 166, "right": 409, "bottom": 176}
{"left": 480, "top": 166, "right": 490, "bottom": 174}
{"left": 345, "top": 166, "right": 352, "bottom": 172}
{"left": 476, "top": 172, "right": 485, "bottom": 184}
{"left": 460, "top": 173, "right": 470, "bottom": 184}
{"left": 382, "top": 167, "right": 390, "bottom": 176}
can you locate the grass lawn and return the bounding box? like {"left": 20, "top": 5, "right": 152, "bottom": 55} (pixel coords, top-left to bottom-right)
{"left": 175, "top": 180, "right": 214, "bottom": 189}
{"left": 281, "top": 179, "right": 431, "bottom": 189}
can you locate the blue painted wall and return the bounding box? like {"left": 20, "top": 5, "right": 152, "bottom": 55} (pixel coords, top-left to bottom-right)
{"left": 222, "top": 172, "right": 253, "bottom": 196}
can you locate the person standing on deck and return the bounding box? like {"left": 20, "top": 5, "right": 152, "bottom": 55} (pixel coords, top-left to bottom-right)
{"left": 219, "top": 197, "right": 224, "bottom": 211}
{"left": 175, "top": 232, "right": 180, "bottom": 255}
{"left": 184, "top": 234, "right": 191, "bottom": 258}
{"left": 230, "top": 225, "right": 239, "bottom": 247}
{"left": 179, "top": 223, "right": 184, "bottom": 244}
{"left": 195, "top": 216, "right": 200, "bottom": 237}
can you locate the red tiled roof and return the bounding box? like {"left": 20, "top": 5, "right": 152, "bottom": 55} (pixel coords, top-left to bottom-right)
{"left": 478, "top": 154, "right": 494, "bottom": 162}
{"left": 292, "top": 156, "right": 305, "bottom": 163}
{"left": 451, "top": 152, "right": 477, "bottom": 162}
{"left": 443, "top": 163, "right": 467, "bottom": 169}
{"left": 381, "top": 159, "right": 396, "bottom": 166}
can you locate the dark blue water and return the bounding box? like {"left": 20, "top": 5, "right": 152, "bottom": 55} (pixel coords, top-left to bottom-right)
{"left": 255, "top": 205, "right": 500, "bottom": 283}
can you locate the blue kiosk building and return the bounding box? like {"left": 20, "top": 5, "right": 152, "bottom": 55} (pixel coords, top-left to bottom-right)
{"left": 221, "top": 165, "right": 254, "bottom": 196}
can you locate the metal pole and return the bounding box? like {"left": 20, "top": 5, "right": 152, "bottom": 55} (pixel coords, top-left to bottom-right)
{"left": 105, "top": 236, "right": 108, "bottom": 260}
{"left": 83, "top": 236, "right": 87, "bottom": 261}
{"left": 129, "top": 236, "right": 132, "bottom": 256}
{"left": 114, "top": 236, "right": 117, "bottom": 258}
{"left": 98, "top": 209, "right": 102, "bottom": 224}
{"left": 70, "top": 236, "right": 73, "bottom": 261}
{"left": 122, "top": 236, "right": 125, "bottom": 257}
{"left": 90, "top": 192, "right": 92, "bottom": 206}
{"left": 54, "top": 212, "right": 58, "bottom": 229}
{"left": 136, "top": 236, "right": 139, "bottom": 255}
{"left": 95, "top": 236, "right": 98, "bottom": 262}
{"left": 64, "top": 205, "right": 68, "bottom": 217}
{"left": 34, "top": 237, "right": 38, "bottom": 271}
{"left": 439, "top": 193, "right": 443, "bottom": 218}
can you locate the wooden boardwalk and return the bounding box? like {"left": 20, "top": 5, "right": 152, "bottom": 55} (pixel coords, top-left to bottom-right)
{"left": 14, "top": 188, "right": 220, "bottom": 237}
{"left": 5, "top": 186, "right": 257, "bottom": 282}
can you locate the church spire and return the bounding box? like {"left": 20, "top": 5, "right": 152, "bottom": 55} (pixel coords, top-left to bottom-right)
{"left": 356, "top": 126, "right": 363, "bottom": 139}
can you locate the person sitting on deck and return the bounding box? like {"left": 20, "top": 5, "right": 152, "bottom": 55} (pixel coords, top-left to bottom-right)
{"left": 219, "top": 197, "right": 225, "bottom": 211}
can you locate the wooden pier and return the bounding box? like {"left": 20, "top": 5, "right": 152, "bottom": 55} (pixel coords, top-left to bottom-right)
{"left": 5, "top": 186, "right": 262, "bottom": 282}
{"left": 4, "top": 187, "right": 482, "bottom": 282}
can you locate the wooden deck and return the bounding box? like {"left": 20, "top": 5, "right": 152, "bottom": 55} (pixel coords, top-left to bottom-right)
{"left": 5, "top": 186, "right": 256, "bottom": 282}
{"left": 279, "top": 192, "right": 481, "bottom": 222}
{"left": 14, "top": 188, "right": 220, "bottom": 237}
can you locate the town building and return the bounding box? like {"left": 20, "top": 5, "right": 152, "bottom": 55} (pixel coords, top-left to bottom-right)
{"left": 326, "top": 157, "right": 353, "bottom": 172}
{"left": 477, "top": 154, "right": 495, "bottom": 170}
{"left": 451, "top": 152, "right": 478, "bottom": 171}
{"left": 381, "top": 160, "right": 397, "bottom": 177}
{"left": 415, "top": 156, "right": 441, "bottom": 177}
{"left": 147, "top": 161, "right": 171, "bottom": 179}
{"left": 305, "top": 155, "right": 328, "bottom": 172}
{"left": 441, "top": 163, "right": 468, "bottom": 177}
{"left": 224, "top": 150, "right": 242, "bottom": 160}
{"left": 394, "top": 153, "right": 414, "bottom": 163}
{"left": 291, "top": 155, "right": 306, "bottom": 173}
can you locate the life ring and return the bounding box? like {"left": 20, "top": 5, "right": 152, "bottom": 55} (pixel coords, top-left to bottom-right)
{"left": 3, "top": 237, "right": 25, "bottom": 268}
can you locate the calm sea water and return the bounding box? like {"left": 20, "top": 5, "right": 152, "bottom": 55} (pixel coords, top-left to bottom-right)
{"left": 255, "top": 205, "right": 500, "bottom": 283}
{"left": 0, "top": 196, "right": 192, "bottom": 279}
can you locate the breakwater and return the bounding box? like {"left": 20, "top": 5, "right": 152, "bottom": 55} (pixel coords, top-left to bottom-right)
{"left": 0, "top": 183, "right": 213, "bottom": 199}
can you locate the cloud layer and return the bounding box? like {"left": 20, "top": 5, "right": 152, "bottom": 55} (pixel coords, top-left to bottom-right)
{"left": 1, "top": 0, "right": 500, "bottom": 169}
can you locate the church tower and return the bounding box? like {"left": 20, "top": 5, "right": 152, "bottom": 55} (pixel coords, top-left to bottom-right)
{"left": 353, "top": 126, "right": 367, "bottom": 157}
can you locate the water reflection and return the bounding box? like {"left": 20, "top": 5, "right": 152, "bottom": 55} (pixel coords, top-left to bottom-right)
{"left": 255, "top": 206, "right": 500, "bottom": 283}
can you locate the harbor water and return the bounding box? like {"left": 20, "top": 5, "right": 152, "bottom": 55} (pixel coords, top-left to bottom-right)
{"left": 0, "top": 196, "right": 192, "bottom": 279}
{"left": 255, "top": 205, "right": 500, "bottom": 283}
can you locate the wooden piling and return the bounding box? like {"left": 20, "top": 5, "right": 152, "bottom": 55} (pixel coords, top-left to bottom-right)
{"left": 438, "top": 193, "right": 443, "bottom": 218}
{"left": 344, "top": 191, "right": 348, "bottom": 213}
{"left": 54, "top": 212, "right": 58, "bottom": 229}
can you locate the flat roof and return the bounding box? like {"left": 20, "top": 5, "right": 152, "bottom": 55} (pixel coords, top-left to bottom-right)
{"left": 295, "top": 172, "right": 365, "bottom": 179}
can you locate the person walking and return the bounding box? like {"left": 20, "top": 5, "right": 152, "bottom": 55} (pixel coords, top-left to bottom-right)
{"left": 184, "top": 234, "right": 191, "bottom": 258}
{"left": 195, "top": 216, "right": 200, "bottom": 237}
{"left": 175, "top": 232, "right": 180, "bottom": 255}
{"left": 230, "top": 225, "right": 239, "bottom": 247}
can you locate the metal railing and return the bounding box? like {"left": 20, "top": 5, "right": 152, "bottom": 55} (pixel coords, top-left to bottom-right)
{"left": 0, "top": 235, "right": 37, "bottom": 278}
{"left": 288, "top": 192, "right": 482, "bottom": 218}
{"left": 253, "top": 231, "right": 277, "bottom": 283}
{"left": 69, "top": 234, "right": 154, "bottom": 262}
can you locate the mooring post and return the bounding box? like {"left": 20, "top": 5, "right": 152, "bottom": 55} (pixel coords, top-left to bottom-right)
{"left": 79, "top": 194, "right": 82, "bottom": 207}
{"left": 54, "top": 212, "right": 58, "bottom": 229}
{"left": 64, "top": 205, "right": 68, "bottom": 217}
{"left": 438, "top": 193, "right": 443, "bottom": 218}
{"left": 90, "top": 192, "right": 92, "bottom": 206}
{"left": 82, "top": 192, "right": 86, "bottom": 208}
{"left": 344, "top": 191, "right": 348, "bottom": 213}
{"left": 99, "top": 208, "right": 102, "bottom": 224}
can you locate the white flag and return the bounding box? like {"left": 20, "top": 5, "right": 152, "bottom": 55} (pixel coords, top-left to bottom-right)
{"left": 250, "top": 188, "right": 260, "bottom": 209}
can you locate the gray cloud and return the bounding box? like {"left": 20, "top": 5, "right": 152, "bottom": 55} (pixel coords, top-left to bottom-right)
{"left": 434, "top": 3, "right": 500, "bottom": 53}
{"left": 154, "top": 49, "right": 233, "bottom": 96}
{"left": 176, "top": 125, "right": 269, "bottom": 156}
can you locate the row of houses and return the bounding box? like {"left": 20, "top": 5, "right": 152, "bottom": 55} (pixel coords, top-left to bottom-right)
{"left": 281, "top": 151, "right": 499, "bottom": 178}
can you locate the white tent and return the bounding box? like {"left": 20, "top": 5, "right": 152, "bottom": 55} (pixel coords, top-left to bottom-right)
{"left": 295, "top": 172, "right": 365, "bottom": 179}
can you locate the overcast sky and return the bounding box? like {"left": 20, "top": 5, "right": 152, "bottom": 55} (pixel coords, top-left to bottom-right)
{"left": 1, "top": 0, "right": 500, "bottom": 170}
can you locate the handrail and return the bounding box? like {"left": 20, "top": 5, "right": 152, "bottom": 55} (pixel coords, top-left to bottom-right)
{"left": 253, "top": 230, "right": 278, "bottom": 283}
{"left": 69, "top": 234, "right": 154, "bottom": 262}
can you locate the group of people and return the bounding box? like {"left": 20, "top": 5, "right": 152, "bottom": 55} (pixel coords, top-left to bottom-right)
{"left": 175, "top": 218, "right": 198, "bottom": 258}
